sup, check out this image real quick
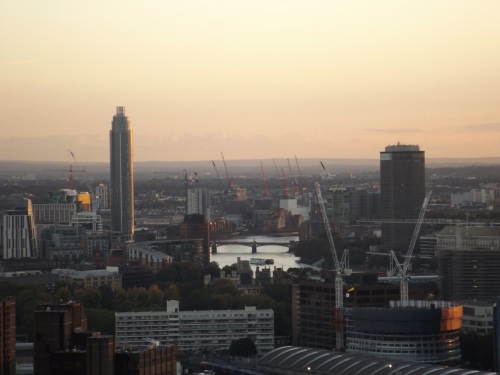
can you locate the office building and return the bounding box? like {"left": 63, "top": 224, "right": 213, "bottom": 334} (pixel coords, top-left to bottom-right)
{"left": 380, "top": 144, "right": 425, "bottom": 252}
{"left": 110, "top": 106, "right": 134, "bottom": 239}
{"left": 179, "top": 215, "right": 211, "bottom": 266}
{"left": 115, "top": 300, "right": 274, "bottom": 354}
{"left": 461, "top": 301, "right": 494, "bottom": 335}
{"left": 436, "top": 225, "right": 500, "bottom": 301}
{"left": 0, "top": 298, "right": 15, "bottom": 375}
{"left": 292, "top": 274, "right": 437, "bottom": 350}
{"left": 345, "top": 300, "right": 462, "bottom": 365}
{"left": 2, "top": 199, "right": 37, "bottom": 259}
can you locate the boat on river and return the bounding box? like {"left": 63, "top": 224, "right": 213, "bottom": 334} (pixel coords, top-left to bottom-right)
{"left": 249, "top": 258, "right": 275, "bottom": 265}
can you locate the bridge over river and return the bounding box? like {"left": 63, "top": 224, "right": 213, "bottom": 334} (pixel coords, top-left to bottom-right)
{"left": 212, "top": 239, "right": 297, "bottom": 254}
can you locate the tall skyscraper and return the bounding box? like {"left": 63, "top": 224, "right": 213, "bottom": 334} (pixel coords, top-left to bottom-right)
{"left": 380, "top": 144, "right": 425, "bottom": 252}
{"left": 110, "top": 106, "right": 134, "bottom": 238}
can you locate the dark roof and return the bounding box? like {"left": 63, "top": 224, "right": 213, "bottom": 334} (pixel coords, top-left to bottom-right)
{"left": 257, "top": 346, "right": 496, "bottom": 375}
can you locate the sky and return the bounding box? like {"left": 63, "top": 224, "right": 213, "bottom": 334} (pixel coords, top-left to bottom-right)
{"left": 1, "top": 1, "right": 500, "bottom": 163}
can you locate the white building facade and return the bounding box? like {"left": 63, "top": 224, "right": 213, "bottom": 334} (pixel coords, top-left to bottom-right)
{"left": 115, "top": 300, "right": 274, "bottom": 354}
{"left": 2, "top": 199, "right": 37, "bottom": 258}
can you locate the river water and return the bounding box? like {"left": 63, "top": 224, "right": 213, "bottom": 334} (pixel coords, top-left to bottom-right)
{"left": 210, "top": 235, "right": 302, "bottom": 271}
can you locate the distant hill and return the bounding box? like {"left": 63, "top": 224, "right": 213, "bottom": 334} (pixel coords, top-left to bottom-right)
{"left": 1, "top": 157, "right": 499, "bottom": 180}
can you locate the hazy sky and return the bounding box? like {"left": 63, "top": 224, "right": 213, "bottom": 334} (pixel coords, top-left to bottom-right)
{"left": 1, "top": 1, "right": 500, "bottom": 162}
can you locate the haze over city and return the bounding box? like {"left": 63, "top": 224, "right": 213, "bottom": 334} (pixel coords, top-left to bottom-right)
{"left": 1, "top": 1, "right": 500, "bottom": 162}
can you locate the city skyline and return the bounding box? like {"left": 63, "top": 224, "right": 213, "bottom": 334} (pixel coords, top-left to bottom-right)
{"left": 1, "top": 1, "right": 500, "bottom": 162}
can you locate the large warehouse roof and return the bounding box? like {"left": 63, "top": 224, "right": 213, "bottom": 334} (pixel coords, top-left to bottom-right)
{"left": 257, "top": 346, "right": 495, "bottom": 375}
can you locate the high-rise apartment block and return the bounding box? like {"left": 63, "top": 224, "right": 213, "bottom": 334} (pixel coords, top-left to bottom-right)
{"left": 2, "top": 199, "right": 37, "bottom": 259}
{"left": 95, "top": 183, "right": 111, "bottom": 210}
{"left": 186, "top": 188, "right": 210, "bottom": 221}
{"left": 110, "top": 106, "right": 134, "bottom": 239}
{"left": 380, "top": 144, "right": 425, "bottom": 252}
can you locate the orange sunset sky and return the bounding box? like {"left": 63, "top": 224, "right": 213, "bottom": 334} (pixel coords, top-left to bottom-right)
{"left": 1, "top": 1, "right": 499, "bottom": 162}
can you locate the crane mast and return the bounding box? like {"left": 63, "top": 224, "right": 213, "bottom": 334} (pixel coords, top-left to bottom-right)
{"left": 315, "top": 181, "right": 349, "bottom": 351}
{"left": 211, "top": 160, "right": 225, "bottom": 192}
{"left": 273, "top": 159, "right": 288, "bottom": 198}
{"left": 390, "top": 190, "right": 432, "bottom": 307}
{"left": 220, "top": 152, "right": 233, "bottom": 191}
{"left": 260, "top": 162, "right": 270, "bottom": 198}
{"left": 294, "top": 155, "right": 306, "bottom": 196}
{"left": 287, "top": 158, "right": 298, "bottom": 196}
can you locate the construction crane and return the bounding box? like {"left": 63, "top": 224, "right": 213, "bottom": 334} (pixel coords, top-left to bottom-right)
{"left": 260, "top": 162, "right": 270, "bottom": 198}
{"left": 389, "top": 190, "right": 432, "bottom": 307}
{"left": 47, "top": 148, "right": 86, "bottom": 189}
{"left": 315, "top": 181, "right": 350, "bottom": 351}
{"left": 220, "top": 152, "right": 233, "bottom": 192}
{"left": 272, "top": 159, "right": 288, "bottom": 198}
{"left": 319, "top": 161, "right": 335, "bottom": 180}
{"left": 211, "top": 160, "right": 225, "bottom": 193}
{"left": 294, "top": 155, "right": 306, "bottom": 194}
{"left": 287, "top": 159, "right": 298, "bottom": 196}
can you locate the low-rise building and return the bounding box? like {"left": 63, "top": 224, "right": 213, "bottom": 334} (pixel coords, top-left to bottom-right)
{"left": 461, "top": 301, "right": 494, "bottom": 335}
{"left": 115, "top": 300, "right": 274, "bottom": 354}
{"left": 51, "top": 268, "right": 122, "bottom": 291}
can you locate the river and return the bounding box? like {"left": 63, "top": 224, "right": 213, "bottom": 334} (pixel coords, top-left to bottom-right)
{"left": 210, "top": 235, "right": 303, "bottom": 271}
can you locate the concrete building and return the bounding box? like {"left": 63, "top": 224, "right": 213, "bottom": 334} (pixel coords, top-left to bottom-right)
{"left": 461, "top": 301, "right": 494, "bottom": 335}
{"left": 2, "top": 199, "right": 37, "bottom": 259}
{"left": 436, "top": 225, "right": 500, "bottom": 301}
{"left": 186, "top": 188, "right": 210, "bottom": 221}
{"left": 127, "top": 242, "right": 173, "bottom": 273}
{"left": 37, "top": 224, "right": 85, "bottom": 259}
{"left": 114, "top": 345, "right": 177, "bottom": 375}
{"left": 451, "top": 188, "right": 496, "bottom": 207}
{"left": 0, "top": 297, "right": 15, "bottom": 375}
{"left": 115, "top": 300, "right": 274, "bottom": 354}
{"left": 279, "top": 198, "right": 310, "bottom": 221}
{"left": 34, "top": 302, "right": 88, "bottom": 375}
{"left": 179, "top": 214, "right": 211, "bottom": 266}
{"left": 51, "top": 268, "right": 122, "bottom": 292}
{"left": 33, "top": 302, "right": 177, "bottom": 375}
{"left": 380, "top": 143, "right": 425, "bottom": 252}
{"left": 95, "top": 183, "right": 111, "bottom": 210}
{"left": 110, "top": 106, "right": 134, "bottom": 239}
{"left": 32, "top": 203, "right": 77, "bottom": 225}
{"left": 292, "top": 275, "right": 438, "bottom": 351}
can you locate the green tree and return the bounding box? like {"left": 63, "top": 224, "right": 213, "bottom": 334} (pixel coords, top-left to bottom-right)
{"left": 205, "top": 261, "right": 221, "bottom": 279}
{"left": 98, "top": 285, "right": 115, "bottom": 310}
{"left": 148, "top": 284, "right": 165, "bottom": 310}
{"left": 54, "top": 286, "right": 72, "bottom": 303}
{"left": 76, "top": 288, "right": 101, "bottom": 309}
{"left": 85, "top": 308, "right": 115, "bottom": 335}
{"left": 228, "top": 337, "right": 257, "bottom": 357}
{"left": 16, "top": 286, "right": 51, "bottom": 339}
{"left": 162, "top": 284, "right": 180, "bottom": 301}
